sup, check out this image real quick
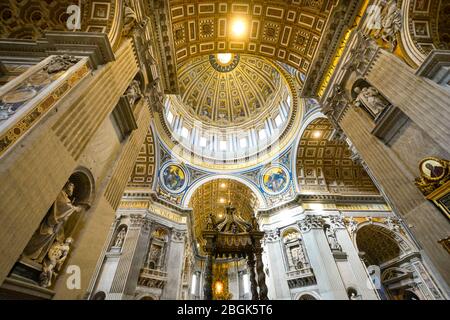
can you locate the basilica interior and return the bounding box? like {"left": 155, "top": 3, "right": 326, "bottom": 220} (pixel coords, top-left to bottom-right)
{"left": 0, "top": 0, "right": 449, "bottom": 301}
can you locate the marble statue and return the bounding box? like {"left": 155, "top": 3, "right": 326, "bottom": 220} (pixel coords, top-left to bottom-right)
{"left": 325, "top": 226, "right": 342, "bottom": 251}
{"left": 353, "top": 86, "right": 387, "bottom": 117}
{"left": 375, "top": 0, "right": 402, "bottom": 51}
{"left": 23, "top": 181, "right": 83, "bottom": 262}
{"left": 114, "top": 227, "right": 127, "bottom": 247}
{"left": 125, "top": 79, "right": 142, "bottom": 106}
{"left": 39, "top": 237, "right": 73, "bottom": 288}
{"left": 44, "top": 55, "right": 79, "bottom": 74}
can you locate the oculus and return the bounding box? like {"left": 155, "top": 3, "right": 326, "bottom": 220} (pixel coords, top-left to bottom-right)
{"left": 209, "top": 53, "right": 240, "bottom": 72}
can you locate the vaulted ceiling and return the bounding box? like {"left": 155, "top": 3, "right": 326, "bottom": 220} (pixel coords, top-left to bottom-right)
{"left": 168, "top": 0, "right": 334, "bottom": 74}
{"left": 177, "top": 54, "right": 282, "bottom": 127}
{"left": 296, "top": 118, "right": 379, "bottom": 195}
{"left": 189, "top": 179, "right": 258, "bottom": 247}
{"left": 356, "top": 224, "right": 401, "bottom": 266}
{"left": 0, "top": 0, "right": 78, "bottom": 39}
{"left": 127, "top": 128, "right": 156, "bottom": 189}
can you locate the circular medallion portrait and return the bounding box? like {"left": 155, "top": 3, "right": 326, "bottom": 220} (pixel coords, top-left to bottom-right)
{"left": 160, "top": 163, "right": 187, "bottom": 193}
{"left": 261, "top": 166, "right": 289, "bottom": 195}
{"left": 419, "top": 157, "right": 447, "bottom": 181}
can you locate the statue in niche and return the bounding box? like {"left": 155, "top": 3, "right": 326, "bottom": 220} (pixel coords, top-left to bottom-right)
{"left": 114, "top": 227, "right": 127, "bottom": 248}
{"left": 44, "top": 55, "right": 79, "bottom": 74}
{"left": 125, "top": 79, "right": 142, "bottom": 106}
{"left": 324, "top": 225, "right": 342, "bottom": 251}
{"left": 353, "top": 86, "right": 388, "bottom": 117}
{"left": 374, "top": 0, "right": 402, "bottom": 51}
{"left": 23, "top": 181, "right": 83, "bottom": 263}
{"left": 290, "top": 245, "right": 306, "bottom": 270}
{"left": 39, "top": 237, "right": 73, "bottom": 288}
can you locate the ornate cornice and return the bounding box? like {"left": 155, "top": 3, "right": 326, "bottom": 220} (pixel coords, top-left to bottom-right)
{"left": 0, "top": 32, "right": 115, "bottom": 69}
{"left": 302, "top": 0, "right": 363, "bottom": 97}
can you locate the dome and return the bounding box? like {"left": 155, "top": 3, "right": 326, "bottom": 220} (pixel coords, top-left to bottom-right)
{"left": 177, "top": 54, "right": 282, "bottom": 128}
{"left": 158, "top": 53, "right": 303, "bottom": 170}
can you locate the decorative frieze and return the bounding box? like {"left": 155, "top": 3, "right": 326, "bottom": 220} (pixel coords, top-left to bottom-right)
{"left": 298, "top": 215, "right": 324, "bottom": 233}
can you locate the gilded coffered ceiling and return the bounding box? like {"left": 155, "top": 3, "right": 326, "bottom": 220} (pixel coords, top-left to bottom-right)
{"left": 168, "top": 0, "right": 333, "bottom": 74}
{"left": 127, "top": 128, "right": 156, "bottom": 189}
{"left": 296, "top": 118, "right": 379, "bottom": 195}
{"left": 356, "top": 224, "right": 401, "bottom": 266}
{"left": 0, "top": 0, "right": 78, "bottom": 39}
{"left": 189, "top": 179, "right": 258, "bottom": 246}
{"left": 178, "top": 54, "right": 282, "bottom": 127}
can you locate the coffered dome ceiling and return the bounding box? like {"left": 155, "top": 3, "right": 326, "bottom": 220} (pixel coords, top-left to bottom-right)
{"left": 158, "top": 53, "right": 302, "bottom": 170}
{"left": 178, "top": 54, "right": 281, "bottom": 127}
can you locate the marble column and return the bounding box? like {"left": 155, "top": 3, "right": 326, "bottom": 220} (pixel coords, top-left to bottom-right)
{"left": 255, "top": 248, "right": 268, "bottom": 300}
{"left": 366, "top": 49, "right": 450, "bottom": 150}
{"left": 339, "top": 104, "right": 450, "bottom": 288}
{"left": 162, "top": 230, "right": 186, "bottom": 299}
{"left": 247, "top": 253, "right": 259, "bottom": 300}
{"left": 108, "top": 214, "right": 151, "bottom": 299}
{"left": 331, "top": 215, "right": 379, "bottom": 300}
{"left": 204, "top": 254, "right": 213, "bottom": 300}
{"left": 263, "top": 230, "right": 291, "bottom": 299}
{"left": 299, "top": 215, "right": 348, "bottom": 299}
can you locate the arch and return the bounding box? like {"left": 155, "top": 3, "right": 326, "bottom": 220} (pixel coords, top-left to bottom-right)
{"left": 290, "top": 110, "right": 325, "bottom": 193}
{"left": 69, "top": 166, "right": 96, "bottom": 206}
{"left": 296, "top": 291, "right": 321, "bottom": 300}
{"left": 91, "top": 291, "right": 106, "bottom": 300}
{"left": 354, "top": 222, "right": 414, "bottom": 266}
{"left": 280, "top": 226, "right": 302, "bottom": 239}
{"left": 399, "top": 0, "right": 445, "bottom": 67}
{"left": 63, "top": 167, "right": 96, "bottom": 238}
{"left": 135, "top": 293, "right": 159, "bottom": 300}
{"left": 182, "top": 175, "right": 266, "bottom": 208}
{"left": 353, "top": 221, "right": 415, "bottom": 259}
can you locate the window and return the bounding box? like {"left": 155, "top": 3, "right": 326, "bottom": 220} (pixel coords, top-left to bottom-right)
{"left": 219, "top": 140, "right": 227, "bottom": 151}
{"left": 259, "top": 129, "right": 267, "bottom": 140}
{"left": 239, "top": 137, "right": 248, "bottom": 148}
{"left": 191, "top": 273, "right": 198, "bottom": 295}
{"left": 275, "top": 114, "right": 283, "bottom": 127}
{"left": 167, "top": 111, "right": 174, "bottom": 124}
{"left": 181, "top": 126, "right": 189, "bottom": 139}
{"left": 199, "top": 136, "right": 207, "bottom": 147}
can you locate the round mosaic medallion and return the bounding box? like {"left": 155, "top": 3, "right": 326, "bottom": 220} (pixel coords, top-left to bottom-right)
{"left": 261, "top": 165, "right": 290, "bottom": 195}
{"left": 160, "top": 163, "right": 188, "bottom": 193}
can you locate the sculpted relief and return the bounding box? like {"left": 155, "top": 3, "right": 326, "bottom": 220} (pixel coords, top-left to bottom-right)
{"left": 353, "top": 85, "right": 389, "bottom": 118}
{"left": 21, "top": 179, "right": 89, "bottom": 288}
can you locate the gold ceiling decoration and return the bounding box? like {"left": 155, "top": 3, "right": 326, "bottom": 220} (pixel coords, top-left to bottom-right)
{"left": 168, "top": 0, "right": 332, "bottom": 73}
{"left": 177, "top": 54, "right": 282, "bottom": 127}
{"left": 189, "top": 179, "right": 258, "bottom": 246}
{"left": 0, "top": 0, "right": 78, "bottom": 39}
{"left": 127, "top": 128, "right": 156, "bottom": 189}
{"left": 356, "top": 224, "right": 401, "bottom": 266}
{"left": 296, "top": 118, "right": 379, "bottom": 195}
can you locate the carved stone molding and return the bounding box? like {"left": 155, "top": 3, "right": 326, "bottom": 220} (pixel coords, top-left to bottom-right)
{"left": 298, "top": 215, "right": 324, "bottom": 233}
{"left": 264, "top": 229, "right": 280, "bottom": 243}
{"left": 0, "top": 32, "right": 115, "bottom": 69}
{"left": 329, "top": 215, "right": 346, "bottom": 229}
{"left": 130, "top": 214, "right": 150, "bottom": 229}
{"left": 171, "top": 230, "right": 186, "bottom": 243}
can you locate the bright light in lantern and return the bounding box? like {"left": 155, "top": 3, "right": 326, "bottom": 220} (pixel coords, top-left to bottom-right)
{"left": 217, "top": 53, "right": 232, "bottom": 64}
